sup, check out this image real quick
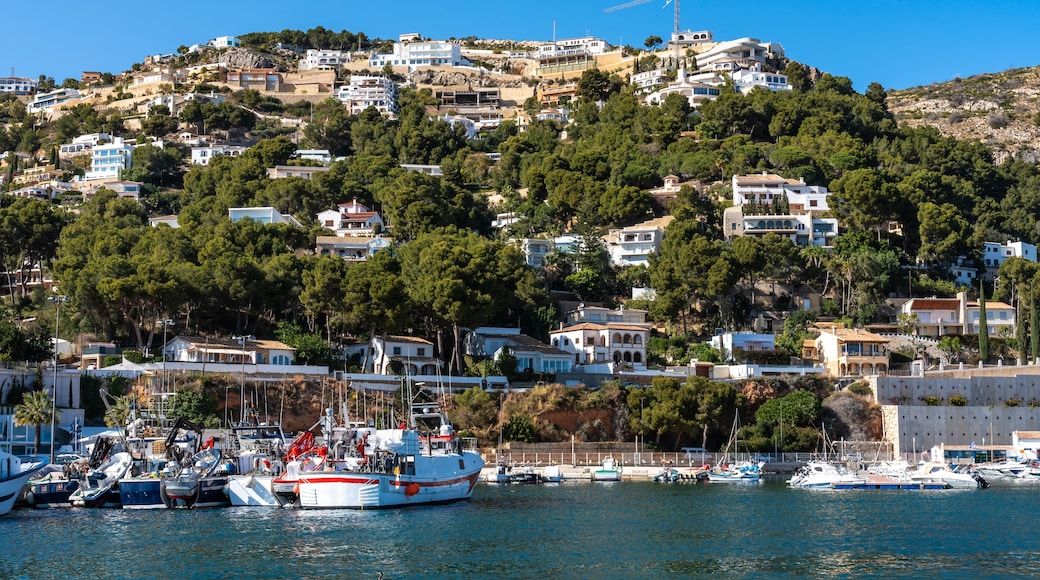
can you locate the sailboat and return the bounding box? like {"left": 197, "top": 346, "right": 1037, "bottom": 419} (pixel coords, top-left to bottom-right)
{"left": 706, "top": 411, "right": 762, "bottom": 483}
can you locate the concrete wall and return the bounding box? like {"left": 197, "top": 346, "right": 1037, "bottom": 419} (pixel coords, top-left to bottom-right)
{"left": 875, "top": 374, "right": 1040, "bottom": 453}
{"left": 885, "top": 404, "right": 1040, "bottom": 453}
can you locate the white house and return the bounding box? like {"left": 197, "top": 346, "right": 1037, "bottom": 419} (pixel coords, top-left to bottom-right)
{"left": 709, "top": 332, "right": 777, "bottom": 362}
{"left": 347, "top": 335, "right": 440, "bottom": 375}
{"left": 0, "top": 77, "right": 37, "bottom": 96}
{"left": 267, "top": 165, "right": 330, "bottom": 180}
{"left": 602, "top": 217, "right": 673, "bottom": 267}
{"left": 83, "top": 137, "right": 134, "bottom": 180}
{"left": 549, "top": 322, "right": 649, "bottom": 370}
{"left": 535, "top": 37, "right": 611, "bottom": 58}
{"left": 463, "top": 327, "right": 572, "bottom": 375}
{"left": 723, "top": 207, "right": 838, "bottom": 248}
{"left": 694, "top": 37, "right": 783, "bottom": 70}
{"left": 27, "top": 88, "right": 80, "bottom": 113}
{"left": 337, "top": 75, "right": 398, "bottom": 116}
{"left": 300, "top": 49, "right": 346, "bottom": 71}
{"left": 731, "top": 172, "right": 830, "bottom": 211}
{"left": 369, "top": 37, "right": 471, "bottom": 69}
{"left": 209, "top": 36, "right": 240, "bottom": 48}
{"left": 315, "top": 235, "right": 391, "bottom": 261}
{"left": 316, "top": 199, "right": 384, "bottom": 236}
{"left": 228, "top": 207, "right": 304, "bottom": 227}
{"left": 164, "top": 335, "right": 294, "bottom": 365}
{"left": 191, "top": 144, "right": 247, "bottom": 165}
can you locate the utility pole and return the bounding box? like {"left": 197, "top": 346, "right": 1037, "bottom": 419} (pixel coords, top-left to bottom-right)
{"left": 48, "top": 294, "right": 68, "bottom": 462}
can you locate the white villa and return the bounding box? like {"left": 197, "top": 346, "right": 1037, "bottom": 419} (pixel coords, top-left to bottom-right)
{"left": 337, "top": 75, "right": 398, "bottom": 116}
{"left": 300, "top": 49, "right": 347, "bottom": 71}
{"left": 347, "top": 335, "right": 441, "bottom": 376}
{"left": 317, "top": 200, "right": 384, "bottom": 236}
{"left": 228, "top": 207, "right": 304, "bottom": 227}
{"left": 191, "top": 144, "right": 247, "bottom": 165}
{"left": 723, "top": 172, "right": 838, "bottom": 248}
{"left": 83, "top": 137, "right": 134, "bottom": 181}
{"left": 602, "top": 217, "right": 673, "bottom": 267}
{"left": 369, "top": 35, "right": 471, "bottom": 69}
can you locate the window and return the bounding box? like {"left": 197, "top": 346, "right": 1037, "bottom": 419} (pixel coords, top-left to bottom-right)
{"left": 417, "top": 348, "right": 426, "bottom": 356}
{"left": 392, "top": 346, "right": 402, "bottom": 355}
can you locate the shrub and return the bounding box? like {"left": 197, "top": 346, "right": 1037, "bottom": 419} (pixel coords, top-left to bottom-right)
{"left": 988, "top": 112, "right": 1009, "bottom": 129}
{"left": 919, "top": 395, "right": 942, "bottom": 406}
{"left": 948, "top": 111, "right": 965, "bottom": 124}
{"left": 948, "top": 394, "right": 968, "bottom": 406}
{"left": 1004, "top": 398, "right": 1022, "bottom": 408}
{"left": 848, "top": 384, "right": 873, "bottom": 397}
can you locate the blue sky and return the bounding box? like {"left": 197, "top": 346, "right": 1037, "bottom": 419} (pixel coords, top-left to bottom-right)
{"left": 3, "top": 0, "right": 1038, "bottom": 91}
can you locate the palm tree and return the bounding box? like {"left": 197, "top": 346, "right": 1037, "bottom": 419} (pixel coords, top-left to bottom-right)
{"left": 14, "top": 389, "right": 54, "bottom": 453}
{"left": 104, "top": 395, "right": 133, "bottom": 428}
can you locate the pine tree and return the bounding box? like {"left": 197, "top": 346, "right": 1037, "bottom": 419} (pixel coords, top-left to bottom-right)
{"left": 1016, "top": 296, "right": 1026, "bottom": 365}
{"left": 978, "top": 278, "right": 989, "bottom": 362}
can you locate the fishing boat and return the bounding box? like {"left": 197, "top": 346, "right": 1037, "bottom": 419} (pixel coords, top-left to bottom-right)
{"left": 121, "top": 417, "right": 206, "bottom": 510}
{"left": 1, "top": 452, "right": 49, "bottom": 516}
{"left": 291, "top": 384, "right": 483, "bottom": 509}
{"left": 591, "top": 456, "right": 622, "bottom": 481}
{"left": 25, "top": 463, "right": 81, "bottom": 508}
{"left": 484, "top": 462, "right": 513, "bottom": 484}
{"left": 160, "top": 447, "right": 235, "bottom": 508}
{"left": 69, "top": 451, "right": 133, "bottom": 508}
{"left": 541, "top": 465, "right": 563, "bottom": 483}
{"left": 224, "top": 421, "right": 289, "bottom": 507}
{"left": 509, "top": 466, "right": 541, "bottom": 484}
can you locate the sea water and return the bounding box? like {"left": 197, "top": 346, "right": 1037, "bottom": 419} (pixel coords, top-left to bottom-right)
{"left": 2, "top": 478, "right": 1038, "bottom": 579}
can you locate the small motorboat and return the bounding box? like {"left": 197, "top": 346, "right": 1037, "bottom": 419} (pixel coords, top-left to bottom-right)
{"left": 654, "top": 467, "right": 682, "bottom": 483}
{"left": 541, "top": 465, "right": 563, "bottom": 483}
{"left": 591, "top": 456, "right": 622, "bottom": 482}
{"left": 69, "top": 452, "right": 133, "bottom": 508}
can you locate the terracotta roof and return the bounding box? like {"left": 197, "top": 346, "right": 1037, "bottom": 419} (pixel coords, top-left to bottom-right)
{"left": 908, "top": 298, "right": 960, "bottom": 311}
{"left": 1014, "top": 431, "right": 1040, "bottom": 440}
{"left": 828, "top": 327, "right": 890, "bottom": 343}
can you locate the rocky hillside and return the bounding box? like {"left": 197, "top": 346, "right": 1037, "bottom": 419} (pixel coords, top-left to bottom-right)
{"left": 887, "top": 66, "right": 1040, "bottom": 163}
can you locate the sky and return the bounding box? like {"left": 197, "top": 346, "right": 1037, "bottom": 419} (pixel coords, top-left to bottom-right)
{"left": 3, "top": 0, "right": 1039, "bottom": 92}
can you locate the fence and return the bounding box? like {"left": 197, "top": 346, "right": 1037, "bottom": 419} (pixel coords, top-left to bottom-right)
{"left": 492, "top": 450, "right": 859, "bottom": 468}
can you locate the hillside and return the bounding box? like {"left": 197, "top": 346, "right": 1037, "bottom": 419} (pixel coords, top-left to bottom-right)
{"left": 887, "top": 66, "right": 1040, "bottom": 163}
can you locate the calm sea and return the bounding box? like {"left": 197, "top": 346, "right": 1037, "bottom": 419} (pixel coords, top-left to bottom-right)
{"left": 3, "top": 478, "right": 1038, "bottom": 579}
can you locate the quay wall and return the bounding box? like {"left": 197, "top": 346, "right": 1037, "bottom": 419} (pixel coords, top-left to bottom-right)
{"left": 874, "top": 374, "right": 1040, "bottom": 453}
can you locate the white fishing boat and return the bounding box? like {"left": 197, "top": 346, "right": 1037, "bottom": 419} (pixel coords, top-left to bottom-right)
{"left": 292, "top": 386, "right": 483, "bottom": 509}
{"left": 69, "top": 451, "right": 133, "bottom": 508}
{"left": 591, "top": 456, "right": 622, "bottom": 481}
{"left": 225, "top": 422, "right": 288, "bottom": 507}
{"left": 541, "top": 465, "right": 563, "bottom": 483}
{"left": 1, "top": 452, "right": 49, "bottom": 516}
{"left": 788, "top": 461, "right": 866, "bottom": 488}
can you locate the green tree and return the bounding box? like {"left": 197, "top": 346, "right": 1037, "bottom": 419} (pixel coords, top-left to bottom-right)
{"left": 644, "top": 36, "right": 663, "bottom": 50}
{"left": 104, "top": 395, "right": 133, "bottom": 428}
{"left": 14, "top": 388, "right": 54, "bottom": 453}
{"left": 168, "top": 387, "right": 220, "bottom": 428}
{"left": 1032, "top": 290, "right": 1039, "bottom": 364}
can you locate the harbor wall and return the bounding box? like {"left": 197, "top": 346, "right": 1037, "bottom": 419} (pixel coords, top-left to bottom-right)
{"left": 874, "top": 375, "right": 1040, "bottom": 453}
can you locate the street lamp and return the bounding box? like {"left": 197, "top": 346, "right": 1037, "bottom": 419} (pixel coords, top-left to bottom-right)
{"left": 48, "top": 294, "right": 68, "bottom": 462}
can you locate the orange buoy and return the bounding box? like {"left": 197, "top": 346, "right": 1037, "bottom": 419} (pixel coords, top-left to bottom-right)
{"left": 405, "top": 483, "right": 420, "bottom": 496}
{"left": 293, "top": 484, "right": 300, "bottom": 495}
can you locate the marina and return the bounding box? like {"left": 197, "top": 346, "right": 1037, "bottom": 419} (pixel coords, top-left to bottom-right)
{"left": 3, "top": 478, "right": 1040, "bottom": 578}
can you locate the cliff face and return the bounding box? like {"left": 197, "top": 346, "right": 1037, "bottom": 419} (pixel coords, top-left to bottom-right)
{"left": 887, "top": 66, "right": 1040, "bottom": 163}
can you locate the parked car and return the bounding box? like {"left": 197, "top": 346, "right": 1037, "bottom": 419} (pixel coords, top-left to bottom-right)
{"left": 752, "top": 454, "right": 776, "bottom": 463}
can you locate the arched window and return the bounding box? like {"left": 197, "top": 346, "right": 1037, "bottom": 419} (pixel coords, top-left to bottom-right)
{"left": 624, "top": 352, "right": 632, "bottom": 362}
{"left": 613, "top": 333, "right": 622, "bottom": 344}
{"left": 633, "top": 352, "right": 642, "bottom": 363}
{"left": 634, "top": 335, "right": 643, "bottom": 345}
{"left": 623, "top": 333, "right": 632, "bottom": 344}
{"left": 552, "top": 338, "right": 559, "bottom": 346}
